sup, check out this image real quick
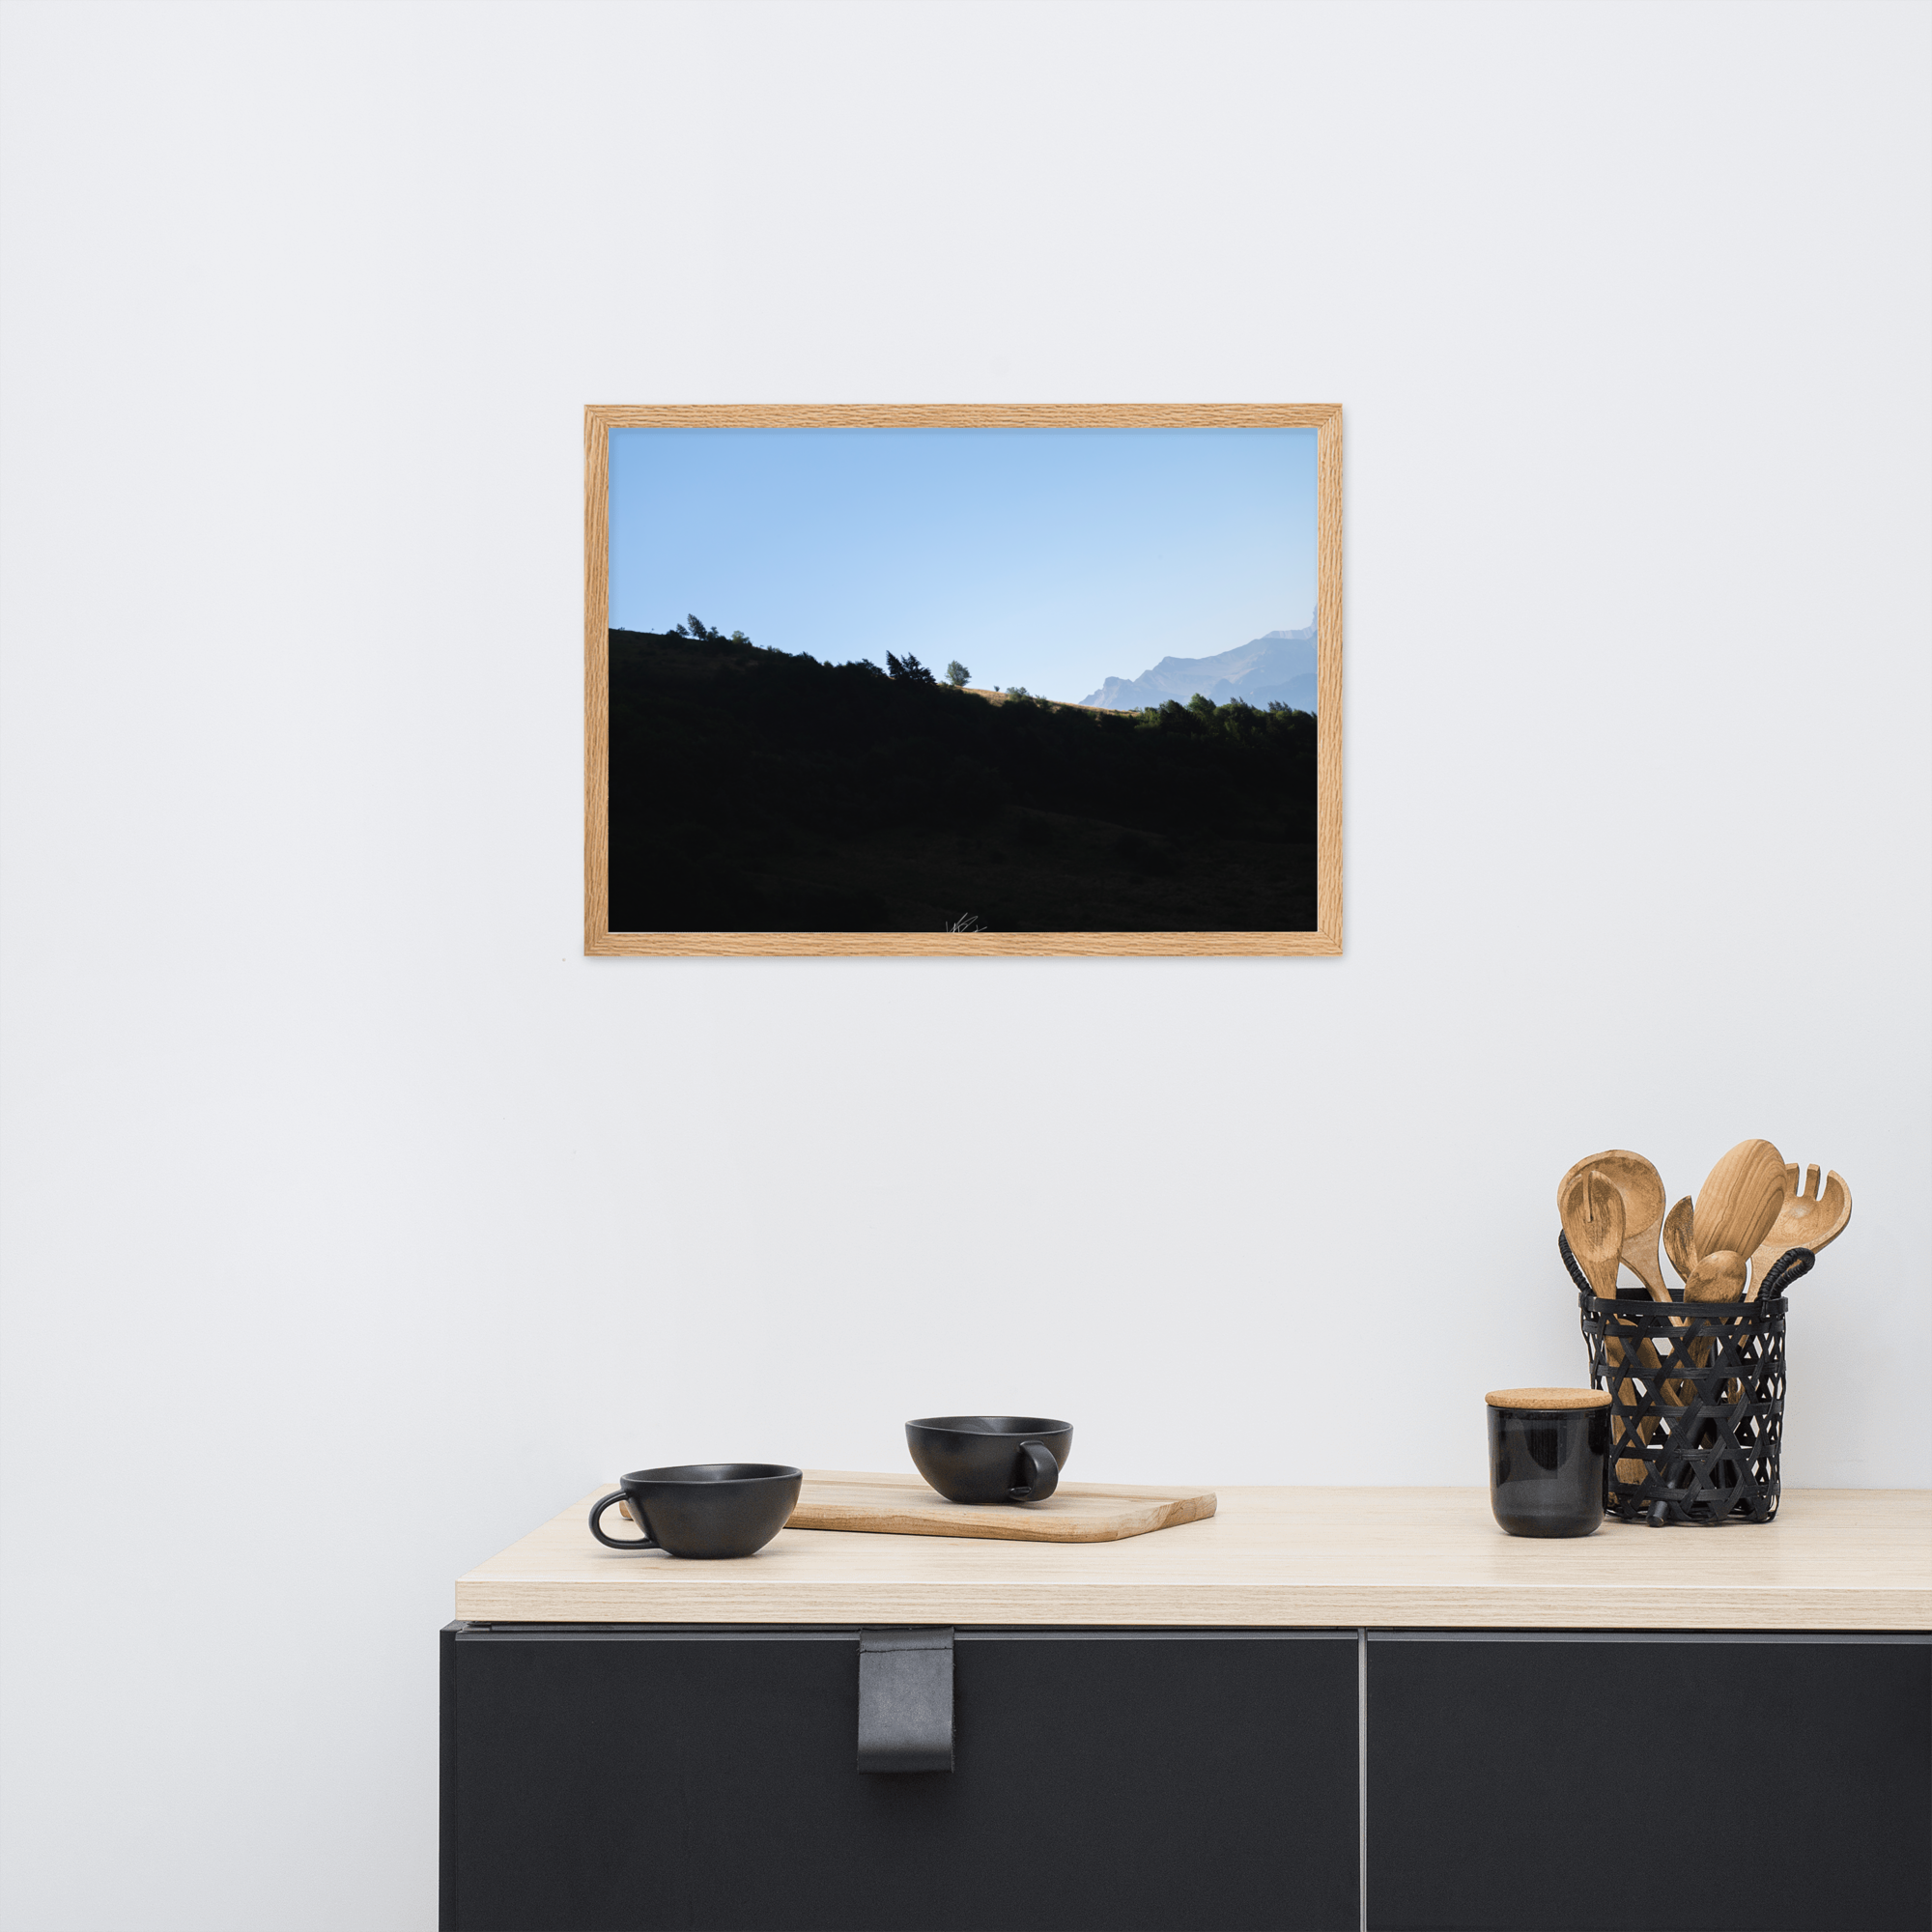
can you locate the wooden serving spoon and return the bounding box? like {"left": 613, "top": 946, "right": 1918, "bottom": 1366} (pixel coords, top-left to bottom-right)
{"left": 1556, "top": 1151, "right": 1670, "bottom": 1301}
{"left": 1747, "top": 1165, "right": 1852, "bottom": 1298}
{"left": 1662, "top": 1197, "right": 1697, "bottom": 1285}
{"left": 1692, "top": 1140, "right": 1787, "bottom": 1270}
{"left": 1676, "top": 1247, "right": 1748, "bottom": 1388}
{"left": 1684, "top": 1249, "right": 1747, "bottom": 1303}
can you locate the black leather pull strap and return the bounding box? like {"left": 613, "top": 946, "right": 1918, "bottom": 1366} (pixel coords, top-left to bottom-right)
{"left": 856, "top": 1628, "right": 954, "bottom": 1773}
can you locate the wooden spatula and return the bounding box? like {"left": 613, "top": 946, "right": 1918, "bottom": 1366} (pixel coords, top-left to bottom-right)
{"left": 1556, "top": 1151, "right": 1670, "bottom": 1301}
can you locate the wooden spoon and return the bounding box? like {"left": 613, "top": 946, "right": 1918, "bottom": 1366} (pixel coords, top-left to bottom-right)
{"left": 1692, "top": 1140, "right": 1787, "bottom": 1269}
{"left": 1747, "top": 1165, "right": 1852, "bottom": 1298}
{"left": 1684, "top": 1249, "right": 1747, "bottom": 1303}
{"left": 1662, "top": 1196, "right": 1697, "bottom": 1285}
{"left": 1559, "top": 1168, "right": 1624, "bottom": 1296}
{"left": 1678, "top": 1248, "right": 1748, "bottom": 1385}
{"left": 1557, "top": 1151, "right": 1669, "bottom": 1301}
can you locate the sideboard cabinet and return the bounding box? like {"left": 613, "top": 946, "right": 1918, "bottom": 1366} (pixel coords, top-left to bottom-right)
{"left": 442, "top": 1484, "right": 1931, "bottom": 1932}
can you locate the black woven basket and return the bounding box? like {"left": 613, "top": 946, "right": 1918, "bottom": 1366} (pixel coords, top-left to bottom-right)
{"left": 1566, "top": 1236, "right": 1811, "bottom": 1526}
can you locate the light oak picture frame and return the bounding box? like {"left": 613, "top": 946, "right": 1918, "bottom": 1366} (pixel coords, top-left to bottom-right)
{"left": 584, "top": 404, "right": 1342, "bottom": 956}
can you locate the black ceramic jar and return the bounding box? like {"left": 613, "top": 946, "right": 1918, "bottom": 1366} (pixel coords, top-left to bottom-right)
{"left": 1485, "top": 1388, "right": 1608, "bottom": 1538}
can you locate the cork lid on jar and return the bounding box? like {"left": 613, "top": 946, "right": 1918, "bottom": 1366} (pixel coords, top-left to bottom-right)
{"left": 1485, "top": 1387, "right": 1611, "bottom": 1410}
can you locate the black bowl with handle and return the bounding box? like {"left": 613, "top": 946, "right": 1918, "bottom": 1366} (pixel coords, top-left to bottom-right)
{"left": 905, "top": 1416, "right": 1073, "bottom": 1505}
{"left": 587, "top": 1462, "right": 802, "bottom": 1558}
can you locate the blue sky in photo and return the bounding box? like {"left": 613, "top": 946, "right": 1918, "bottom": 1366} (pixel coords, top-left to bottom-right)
{"left": 608, "top": 426, "right": 1317, "bottom": 703}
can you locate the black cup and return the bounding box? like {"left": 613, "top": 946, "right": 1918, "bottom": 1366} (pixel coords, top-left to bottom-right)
{"left": 1486, "top": 1390, "right": 1608, "bottom": 1538}
{"left": 588, "top": 1463, "right": 803, "bottom": 1559}
{"left": 905, "top": 1416, "right": 1073, "bottom": 1505}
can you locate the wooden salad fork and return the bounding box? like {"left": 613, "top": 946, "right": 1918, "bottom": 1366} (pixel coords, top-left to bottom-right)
{"left": 1556, "top": 1151, "right": 1670, "bottom": 1301}
{"left": 1747, "top": 1165, "right": 1852, "bottom": 1298}
{"left": 1558, "top": 1167, "right": 1653, "bottom": 1485}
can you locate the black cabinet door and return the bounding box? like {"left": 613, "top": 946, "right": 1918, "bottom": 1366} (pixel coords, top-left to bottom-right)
{"left": 443, "top": 1625, "right": 1359, "bottom": 1932}
{"left": 1366, "top": 1632, "right": 1932, "bottom": 1932}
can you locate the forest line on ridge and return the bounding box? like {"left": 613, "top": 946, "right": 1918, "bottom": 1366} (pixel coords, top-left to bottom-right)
{"left": 607, "top": 629, "right": 1319, "bottom": 932}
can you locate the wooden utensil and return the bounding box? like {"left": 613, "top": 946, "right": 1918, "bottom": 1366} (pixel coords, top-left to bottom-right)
{"left": 1691, "top": 1140, "right": 1787, "bottom": 1269}
{"left": 1684, "top": 1250, "right": 1747, "bottom": 1303}
{"left": 1559, "top": 1168, "right": 1624, "bottom": 1296}
{"left": 1747, "top": 1165, "right": 1853, "bottom": 1298}
{"left": 1662, "top": 1197, "right": 1697, "bottom": 1285}
{"left": 1672, "top": 1137, "right": 1782, "bottom": 1387}
{"left": 1559, "top": 1170, "right": 1648, "bottom": 1483}
{"left": 1651, "top": 1195, "right": 1710, "bottom": 1404}
{"left": 1557, "top": 1151, "right": 1670, "bottom": 1300}
{"left": 1678, "top": 1247, "right": 1748, "bottom": 1389}
{"left": 1556, "top": 1228, "right": 1658, "bottom": 1475}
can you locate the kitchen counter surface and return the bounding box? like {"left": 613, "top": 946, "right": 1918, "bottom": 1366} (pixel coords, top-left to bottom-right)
{"left": 454, "top": 1477, "right": 1931, "bottom": 1630}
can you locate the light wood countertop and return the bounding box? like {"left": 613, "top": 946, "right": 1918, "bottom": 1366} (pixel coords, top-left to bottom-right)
{"left": 455, "top": 1478, "right": 1931, "bottom": 1631}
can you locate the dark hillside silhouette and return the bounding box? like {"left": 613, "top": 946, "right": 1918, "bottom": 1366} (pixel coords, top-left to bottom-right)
{"left": 607, "top": 630, "right": 1318, "bottom": 931}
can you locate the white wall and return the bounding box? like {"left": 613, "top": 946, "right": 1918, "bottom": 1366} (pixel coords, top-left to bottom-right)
{"left": 2, "top": 2, "right": 1926, "bottom": 1925}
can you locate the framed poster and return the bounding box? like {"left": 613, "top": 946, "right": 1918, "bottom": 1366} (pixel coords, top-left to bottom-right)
{"left": 584, "top": 405, "right": 1341, "bottom": 955}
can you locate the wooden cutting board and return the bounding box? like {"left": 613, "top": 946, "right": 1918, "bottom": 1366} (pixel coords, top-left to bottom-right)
{"left": 784, "top": 1470, "right": 1216, "bottom": 1544}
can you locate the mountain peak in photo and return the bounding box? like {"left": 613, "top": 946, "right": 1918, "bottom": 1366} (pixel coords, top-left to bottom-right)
{"left": 1079, "top": 623, "right": 1318, "bottom": 713}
